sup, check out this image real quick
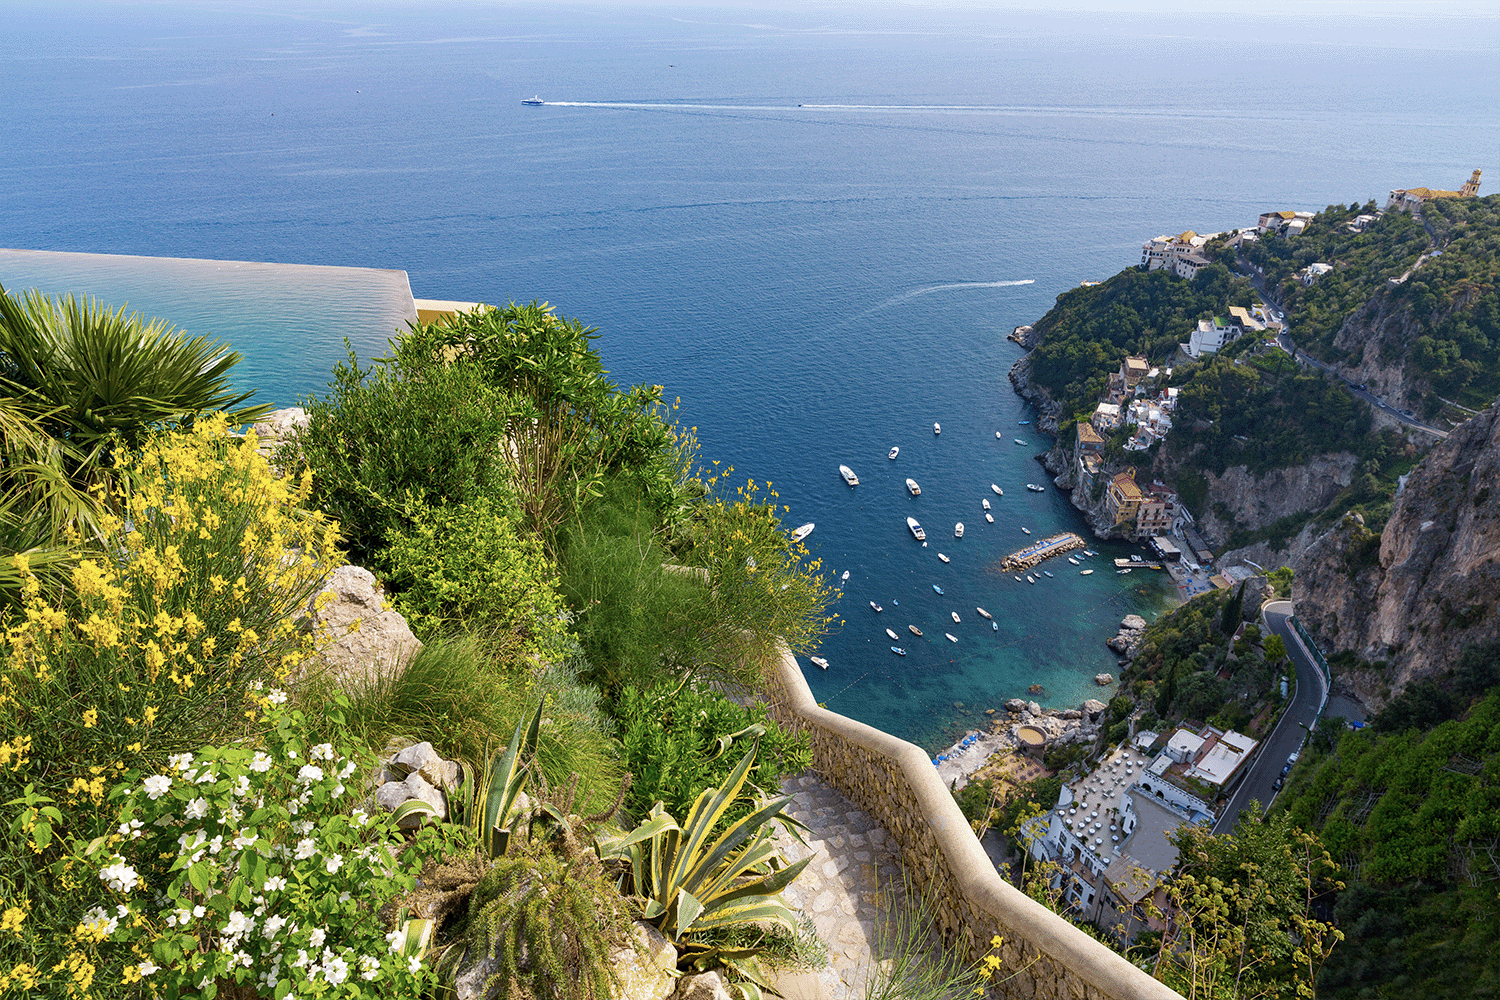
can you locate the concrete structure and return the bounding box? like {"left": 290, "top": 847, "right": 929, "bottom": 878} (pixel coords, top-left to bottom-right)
{"left": 759, "top": 646, "right": 1185, "bottom": 1000}
{"left": 1186, "top": 315, "right": 1242, "bottom": 358}
{"left": 1132, "top": 489, "right": 1176, "bottom": 541}
{"left": 1300, "top": 263, "right": 1333, "bottom": 286}
{"left": 1387, "top": 169, "right": 1482, "bottom": 212}
{"left": 1092, "top": 402, "right": 1123, "bottom": 433}
{"left": 1120, "top": 356, "right": 1150, "bottom": 394}
{"left": 1256, "top": 210, "right": 1314, "bottom": 235}
{"left": 1172, "top": 253, "right": 1213, "bottom": 280}
{"left": 1106, "top": 471, "right": 1144, "bottom": 527}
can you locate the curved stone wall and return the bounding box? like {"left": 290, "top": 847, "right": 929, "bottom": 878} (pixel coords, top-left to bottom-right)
{"left": 760, "top": 645, "right": 1183, "bottom": 1000}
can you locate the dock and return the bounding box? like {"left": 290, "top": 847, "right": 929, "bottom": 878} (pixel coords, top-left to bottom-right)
{"left": 1114, "top": 558, "right": 1163, "bottom": 570}
{"left": 1001, "top": 532, "right": 1085, "bottom": 572}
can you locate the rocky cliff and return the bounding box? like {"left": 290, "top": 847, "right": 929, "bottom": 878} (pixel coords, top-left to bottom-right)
{"left": 1191, "top": 452, "right": 1359, "bottom": 546}
{"left": 1292, "top": 398, "right": 1500, "bottom": 709}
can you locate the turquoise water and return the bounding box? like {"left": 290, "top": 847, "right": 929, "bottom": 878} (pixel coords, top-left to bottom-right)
{"left": 1, "top": 2, "right": 1493, "bottom": 751}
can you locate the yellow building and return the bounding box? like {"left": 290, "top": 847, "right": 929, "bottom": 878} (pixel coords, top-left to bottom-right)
{"left": 1107, "top": 470, "right": 1144, "bottom": 526}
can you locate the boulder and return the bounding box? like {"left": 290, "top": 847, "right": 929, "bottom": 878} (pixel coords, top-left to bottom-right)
{"left": 1058, "top": 709, "right": 1082, "bottom": 721}
{"left": 1081, "top": 699, "right": 1107, "bottom": 723}
{"left": 1005, "top": 698, "right": 1027, "bottom": 713}
{"left": 1095, "top": 673, "right": 1114, "bottom": 686}
{"left": 611, "top": 922, "right": 679, "bottom": 1000}
{"left": 376, "top": 772, "right": 446, "bottom": 829}
{"left": 304, "top": 565, "right": 422, "bottom": 690}
{"left": 1027, "top": 701, "right": 1043, "bottom": 717}
{"left": 1120, "top": 614, "right": 1147, "bottom": 631}
{"left": 674, "top": 971, "right": 732, "bottom": 1000}
{"left": 251, "top": 406, "right": 309, "bottom": 443}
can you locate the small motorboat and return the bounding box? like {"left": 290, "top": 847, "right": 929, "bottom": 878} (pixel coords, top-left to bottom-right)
{"left": 982, "top": 499, "right": 991, "bottom": 511}
{"left": 886, "top": 628, "right": 900, "bottom": 641}
{"left": 1014, "top": 438, "right": 1027, "bottom": 446}
{"left": 991, "top": 484, "right": 1003, "bottom": 496}
{"left": 1026, "top": 483, "right": 1046, "bottom": 492}
{"left": 954, "top": 522, "right": 965, "bottom": 538}
{"left": 1080, "top": 569, "right": 1094, "bottom": 575}
{"left": 1118, "top": 568, "right": 1132, "bottom": 574}
{"left": 909, "top": 625, "right": 923, "bottom": 637}
{"left": 906, "top": 478, "right": 922, "bottom": 496}
{"left": 840, "top": 465, "right": 859, "bottom": 486}
{"left": 991, "top": 621, "right": 998, "bottom": 631}
{"left": 951, "top": 611, "right": 961, "bottom": 624}
{"left": 841, "top": 570, "right": 850, "bottom": 582}
{"left": 945, "top": 633, "right": 958, "bottom": 643}
{"left": 976, "top": 607, "right": 992, "bottom": 619}
{"left": 522, "top": 96, "right": 545, "bottom": 105}
{"left": 891, "top": 646, "right": 907, "bottom": 656}
{"left": 1068, "top": 557, "right": 1079, "bottom": 565}
{"left": 995, "top": 430, "right": 1002, "bottom": 439}
{"left": 810, "top": 656, "right": 829, "bottom": 670}
{"left": 791, "top": 522, "right": 814, "bottom": 543}
{"left": 1018, "top": 420, "right": 1030, "bottom": 425}
{"left": 907, "top": 517, "right": 926, "bottom": 541}
{"left": 1021, "top": 527, "right": 1031, "bottom": 534}
{"left": 1014, "top": 575, "right": 1022, "bottom": 582}
{"left": 1043, "top": 571, "right": 1054, "bottom": 578}
{"left": 1084, "top": 549, "right": 1098, "bottom": 557}
{"left": 888, "top": 446, "right": 899, "bottom": 460}
{"left": 1131, "top": 554, "right": 1143, "bottom": 562}
{"left": 984, "top": 513, "right": 994, "bottom": 523}
{"left": 933, "top": 422, "right": 941, "bottom": 435}
{"left": 870, "top": 601, "right": 883, "bottom": 612}
{"left": 938, "top": 553, "right": 950, "bottom": 563}
{"left": 932, "top": 584, "right": 944, "bottom": 595}
{"left": 1026, "top": 575, "right": 1035, "bottom": 584}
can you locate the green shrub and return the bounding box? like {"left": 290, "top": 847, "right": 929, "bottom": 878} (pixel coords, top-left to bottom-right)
{"left": 616, "top": 681, "right": 810, "bottom": 825}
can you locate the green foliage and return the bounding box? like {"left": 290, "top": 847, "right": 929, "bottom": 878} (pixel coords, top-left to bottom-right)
{"left": 601, "top": 742, "right": 811, "bottom": 981}
{"left": 860, "top": 877, "right": 985, "bottom": 1000}
{"left": 617, "top": 680, "right": 811, "bottom": 826}
{"left": 294, "top": 342, "right": 512, "bottom": 565}
{"left": 382, "top": 492, "right": 571, "bottom": 660}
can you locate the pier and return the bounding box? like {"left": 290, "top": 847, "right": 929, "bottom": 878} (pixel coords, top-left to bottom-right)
{"left": 1001, "top": 532, "right": 1085, "bottom": 572}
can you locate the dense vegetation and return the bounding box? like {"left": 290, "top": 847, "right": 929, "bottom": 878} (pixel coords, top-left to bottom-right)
{"left": 1275, "top": 640, "right": 1500, "bottom": 999}
{"left": 0, "top": 290, "right": 838, "bottom": 998}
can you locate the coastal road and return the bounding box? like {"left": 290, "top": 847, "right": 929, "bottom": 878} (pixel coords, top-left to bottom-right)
{"left": 1213, "top": 600, "right": 1327, "bottom": 834}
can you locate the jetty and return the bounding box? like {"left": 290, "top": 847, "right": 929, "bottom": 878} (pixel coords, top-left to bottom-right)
{"left": 1114, "top": 558, "right": 1163, "bottom": 570}
{"left": 1001, "top": 532, "right": 1085, "bottom": 572}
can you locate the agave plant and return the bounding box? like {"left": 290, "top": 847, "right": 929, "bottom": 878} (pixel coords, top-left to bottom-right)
{"left": 599, "top": 741, "right": 811, "bottom": 988}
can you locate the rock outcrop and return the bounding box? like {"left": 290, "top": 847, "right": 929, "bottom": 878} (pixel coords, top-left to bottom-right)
{"left": 1193, "top": 454, "right": 1359, "bottom": 546}
{"left": 1106, "top": 615, "right": 1148, "bottom": 656}
{"left": 1293, "top": 399, "right": 1500, "bottom": 709}
{"left": 304, "top": 565, "right": 422, "bottom": 690}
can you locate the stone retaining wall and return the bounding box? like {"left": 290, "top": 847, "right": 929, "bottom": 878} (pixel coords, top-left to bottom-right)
{"left": 760, "top": 646, "right": 1183, "bottom": 1000}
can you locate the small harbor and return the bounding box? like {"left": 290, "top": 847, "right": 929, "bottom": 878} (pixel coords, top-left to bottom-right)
{"left": 1001, "top": 531, "right": 1086, "bottom": 572}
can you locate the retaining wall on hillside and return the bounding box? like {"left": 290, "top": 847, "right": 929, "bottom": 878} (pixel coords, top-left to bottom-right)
{"left": 760, "top": 646, "right": 1183, "bottom": 1000}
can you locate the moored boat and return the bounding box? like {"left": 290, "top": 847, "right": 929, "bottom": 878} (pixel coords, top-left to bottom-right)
{"left": 1043, "top": 570, "right": 1054, "bottom": 578}
{"left": 1026, "top": 483, "right": 1045, "bottom": 492}
{"left": 984, "top": 513, "right": 994, "bottom": 523}
{"left": 1021, "top": 527, "right": 1031, "bottom": 534}
{"left": 870, "top": 600, "right": 883, "bottom": 612}
{"left": 945, "top": 633, "right": 958, "bottom": 643}
{"left": 991, "top": 621, "right": 998, "bottom": 631}
{"left": 951, "top": 611, "right": 961, "bottom": 623}
{"left": 937, "top": 552, "right": 950, "bottom": 563}
{"left": 982, "top": 499, "right": 991, "bottom": 511}
{"left": 810, "top": 656, "right": 829, "bottom": 670}
{"left": 1018, "top": 419, "right": 1030, "bottom": 425}
{"left": 1080, "top": 569, "right": 1094, "bottom": 575}
{"left": 888, "top": 446, "right": 899, "bottom": 460}
{"left": 1068, "top": 556, "right": 1079, "bottom": 565}
{"left": 791, "top": 522, "right": 814, "bottom": 543}
{"left": 1084, "top": 549, "right": 1097, "bottom": 556}
{"left": 954, "top": 522, "right": 964, "bottom": 538}
{"left": 932, "top": 584, "right": 944, "bottom": 595}
{"left": 995, "top": 430, "right": 1002, "bottom": 439}
{"left": 1026, "top": 575, "right": 1035, "bottom": 584}
{"left": 891, "top": 646, "right": 906, "bottom": 656}
{"left": 1014, "top": 575, "right": 1022, "bottom": 582}
{"left": 1014, "top": 438, "right": 1027, "bottom": 445}
{"left": 906, "top": 478, "right": 921, "bottom": 496}
{"left": 907, "top": 517, "right": 926, "bottom": 541}
{"left": 1118, "top": 568, "right": 1131, "bottom": 574}
{"left": 841, "top": 570, "right": 850, "bottom": 582}
{"left": 933, "top": 422, "right": 941, "bottom": 435}
{"left": 908, "top": 625, "right": 923, "bottom": 637}
{"left": 991, "top": 483, "right": 1003, "bottom": 495}
{"left": 976, "top": 607, "right": 992, "bottom": 619}
{"left": 886, "top": 628, "right": 900, "bottom": 641}
{"left": 840, "top": 464, "right": 859, "bottom": 486}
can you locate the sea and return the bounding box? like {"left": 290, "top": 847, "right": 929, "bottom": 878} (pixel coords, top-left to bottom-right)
{"left": 2, "top": 1, "right": 1495, "bottom": 753}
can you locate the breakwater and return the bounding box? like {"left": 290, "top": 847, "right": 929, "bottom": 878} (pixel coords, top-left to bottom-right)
{"left": 1001, "top": 532, "right": 1085, "bottom": 572}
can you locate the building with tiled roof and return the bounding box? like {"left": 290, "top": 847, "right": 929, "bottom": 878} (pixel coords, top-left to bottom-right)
{"left": 1388, "top": 169, "right": 1481, "bottom": 212}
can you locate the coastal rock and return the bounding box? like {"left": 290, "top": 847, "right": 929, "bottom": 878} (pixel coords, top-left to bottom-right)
{"left": 1005, "top": 698, "right": 1027, "bottom": 714}
{"left": 1094, "top": 673, "right": 1114, "bottom": 686}
{"left": 304, "top": 565, "right": 422, "bottom": 691}
{"left": 251, "top": 406, "right": 309, "bottom": 443}
{"left": 1058, "top": 709, "right": 1082, "bottom": 720}
{"left": 1107, "top": 614, "right": 1150, "bottom": 657}
{"left": 1081, "top": 699, "right": 1107, "bottom": 723}
{"left": 1027, "top": 701, "right": 1043, "bottom": 717}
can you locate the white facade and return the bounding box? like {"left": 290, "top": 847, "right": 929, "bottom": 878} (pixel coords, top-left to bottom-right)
{"left": 1187, "top": 316, "right": 1242, "bottom": 358}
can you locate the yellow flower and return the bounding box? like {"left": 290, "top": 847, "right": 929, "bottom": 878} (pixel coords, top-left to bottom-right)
{"left": 1, "top": 906, "right": 25, "bottom": 934}
{"left": 81, "top": 708, "right": 98, "bottom": 729}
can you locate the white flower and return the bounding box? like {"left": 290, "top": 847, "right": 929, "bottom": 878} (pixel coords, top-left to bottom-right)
{"left": 359, "top": 953, "right": 381, "bottom": 981}
{"left": 99, "top": 857, "right": 139, "bottom": 894}
{"left": 223, "top": 910, "right": 254, "bottom": 938}
{"left": 263, "top": 914, "right": 288, "bottom": 939}
{"left": 309, "top": 928, "right": 326, "bottom": 949}
{"left": 310, "top": 743, "right": 334, "bottom": 761}
{"left": 331, "top": 782, "right": 346, "bottom": 799}
{"left": 185, "top": 797, "right": 209, "bottom": 820}
{"left": 407, "top": 955, "right": 422, "bottom": 974}
{"left": 350, "top": 809, "right": 369, "bottom": 827}
{"left": 264, "top": 875, "right": 287, "bottom": 893}
{"left": 297, "top": 764, "right": 325, "bottom": 785}
{"left": 293, "top": 820, "right": 314, "bottom": 836}
{"left": 118, "top": 818, "right": 144, "bottom": 837}
{"left": 339, "top": 760, "right": 357, "bottom": 779}
{"left": 265, "top": 688, "right": 288, "bottom": 705}
{"left": 137, "top": 959, "right": 160, "bottom": 977}
{"left": 323, "top": 954, "right": 349, "bottom": 986}
{"left": 294, "top": 838, "right": 317, "bottom": 860}
{"left": 143, "top": 774, "right": 171, "bottom": 800}
{"left": 80, "top": 906, "right": 119, "bottom": 938}
{"left": 232, "top": 831, "right": 257, "bottom": 851}
{"left": 208, "top": 835, "right": 224, "bottom": 855}
{"left": 293, "top": 948, "right": 310, "bottom": 969}
{"left": 193, "top": 904, "right": 207, "bottom": 919}
{"left": 324, "top": 853, "right": 343, "bottom": 875}
{"left": 196, "top": 767, "right": 217, "bottom": 784}
{"left": 249, "top": 751, "right": 273, "bottom": 773}
{"left": 169, "top": 752, "right": 194, "bottom": 772}
{"left": 234, "top": 775, "right": 252, "bottom": 797}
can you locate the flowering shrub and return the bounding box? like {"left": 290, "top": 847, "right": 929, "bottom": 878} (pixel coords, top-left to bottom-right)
{"left": 58, "top": 696, "right": 447, "bottom": 999}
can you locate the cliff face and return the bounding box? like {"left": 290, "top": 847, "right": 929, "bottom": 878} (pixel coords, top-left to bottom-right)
{"left": 1191, "top": 453, "right": 1359, "bottom": 547}
{"left": 1292, "top": 399, "right": 1500, "bottom": 709}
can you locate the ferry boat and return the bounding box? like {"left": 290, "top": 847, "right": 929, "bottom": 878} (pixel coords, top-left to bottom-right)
{"left": 908, "top": 625, "right": 923, "bottom": 637}
{"left": 810, "top": 656, "right": 829, "bottom": 670}
{"left": 888, "top": 446, "right": 899, "bottom": 460}
{"left": 907, "top": 517, "right": 926, "bottom": 541}
{"left": 521, "top": 96, "right": 545, "bottom": 105}
{"left": 938, "top": 552, "right": 950, "bottom": 563}
{"left": 906, "top": 478, "right": 921, "bottom": 496}
{"left": 954, "top": 522, "right": 965, "bottom": 538}
{"left": 976, "top": 607, "right": 992, "bottom": 619}
{"left": 886, "top": 628, "right": 900, "bottom": 641}
{"left": 791, "top": 522, "right": 814, "bottom": 543}
{"left": 870, "top": 600, "right": 883, "bottom": 612}
{"left": 991, "top": 484, "right": 1003, "bottom": 495}
{"left": 840, "top": 465, "right": 859, "bottom": 486}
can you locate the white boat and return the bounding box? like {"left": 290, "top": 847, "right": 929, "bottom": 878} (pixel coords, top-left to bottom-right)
{"left": 840, "top": 465, "right": 859, "bottom": 486}
{"left": 841, "top": 570, "right": 850, "bottom": 582}
{"left": 891, "top": 646, "right": 906, "bottom": 656}
{"left": 1026, "top": 483, "right": 1045, "bottom": 492}
{"left": 870, "top": 600, "right": 883, "bottom": 612}
{"left": 982, "top": 499, "right": 991, "bottom": 511}
{"left": 1080, "top": 569, "right": 1094, "bottom": 575}
{"left": 909, "top": 625, "right": 923, "bottom": 637}
{"left": 1084, "top": 549, "right": 1097, "bottom": 557}
{"left": 932, "top": 584, "right": 944, "bottom": 595}
{"left": 907, "top": 517, "right": 926, "bottom": 541}
{"left": 934, "top": 422, "right": 941, "bottom": 435}
{"left": 954, "top": 522, "right": 964, "bottom": 538}
{"left": 810, "top": 656, "right": 829, "bottom": 670}
{"left": 906, "top": 478, "right": 921, "bottom": 496}
{"left": 1014, "top": 438, "right": 1027, "bottom": 446}
{"left": 995, "top": 430, "right": 1002, "bottom": 439}
{"left": 1014, "top": 575, "right": 1022, "bottom": 582}
{"left": 886, "top": 628, "right": 900, "bottom": 641}
{"left": 976, "top": 607, "right": 992, "bottom": 619}
{"left": 1068, "top": 557, "right": 1079, "bottom": 565}
{"left": 938, "top": 552, "right": 950, "bottom": 563}
{"left": 1043, "top": 571, "right": 1054, "bottom": 578}
{"left": 1026, "top": 575, "right": 1035, "bottom": 584}
{"left": 991, "top": 484, "right": 1003, "bottom": 495}
{"left": 951, "top": 611, "right": 961, "bottom": 624}
{"left": 791, "top": 522, "right": 814, "bottom": 543}
{"left": 521, "top": 96, "right": 545, "bottom": 105}
{"left": 1021, "top": 527, "right": 1031, "bottom": 534}
{"left": 984, "top": 513, "right": 994, "bottom": 523}
{"left": 945, "top": 633, "right": 958, "bottom": 643}
{"left": 992, "top": 620, "right": 999, "bottom": 631}
{"left": 888, "top": 446, "right": 899, "bottom": 460}
{"left": 1118, "top": 568, "right": 1132, "bottom": 574}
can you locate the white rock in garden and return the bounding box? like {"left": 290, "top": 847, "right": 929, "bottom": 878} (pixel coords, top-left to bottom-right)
{"left": 393, "top": 742, "right": 444, "bottom": 776}
{"left": 674, "top": 971, "right": 732, "bottom": 1000}
{"left": 305, "top": 565, "right": 422, "bottom": 690}
{"left": 611, "top": 922, "right": 679, "bottom": 1000}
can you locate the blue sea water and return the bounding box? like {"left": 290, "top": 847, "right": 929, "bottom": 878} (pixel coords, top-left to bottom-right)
{"left": 2, "top": 1, "right": 1496, "bottom": 751}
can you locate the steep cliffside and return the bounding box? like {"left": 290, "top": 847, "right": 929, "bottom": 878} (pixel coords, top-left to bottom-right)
{"left": 1293, "top": 399, "right": 1500, "bottom": 709}
{"left": 1191, "top": 452, "right": 1359, "bottom": 546}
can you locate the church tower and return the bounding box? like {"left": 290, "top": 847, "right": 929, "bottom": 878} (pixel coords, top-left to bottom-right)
{"left": 1460, "top": 169, "right": 1482, "bottom": 197}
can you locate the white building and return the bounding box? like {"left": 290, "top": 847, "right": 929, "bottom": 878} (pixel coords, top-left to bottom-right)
{"left": 1186, "top": 315, "right": 1242, "bottom": 358}
{"left": 1301, "top": 262, "right": 1334, "bottom": 285}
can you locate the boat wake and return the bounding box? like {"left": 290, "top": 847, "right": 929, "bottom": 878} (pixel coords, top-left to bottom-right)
{"left": 841, "top": 279, "right": 1035, "bottom": 326}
